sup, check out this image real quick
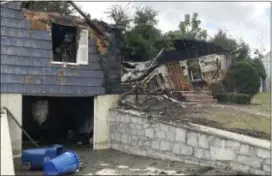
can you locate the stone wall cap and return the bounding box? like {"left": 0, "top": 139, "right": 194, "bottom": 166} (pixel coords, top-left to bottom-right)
{"left": 110, "top": 108, "right": 271, "bottom": 150}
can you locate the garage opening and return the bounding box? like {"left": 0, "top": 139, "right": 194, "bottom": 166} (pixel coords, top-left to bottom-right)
{"left": 22, "top": 96, "right": 94, "bottom": 149}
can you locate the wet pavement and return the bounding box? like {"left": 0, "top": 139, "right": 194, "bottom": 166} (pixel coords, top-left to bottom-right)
{"left": 14, "top": 145, "right": 244, "bottom": 175}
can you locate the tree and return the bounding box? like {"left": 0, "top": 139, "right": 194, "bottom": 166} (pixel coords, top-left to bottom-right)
{"left": 105, "top": 4, "right": 131, "bottom": 30}
{"left": 223, "top": 60, "right": 260, "bottom": 96}
{"left": 247, "top": 58, "right": 267, "bottom": 79}
{"left": 134, "top": 6, "right": 158, "bottom": 26}
{"left": 166, "top": 13, "right": 208, "bottom": 41}
{"left": 211, "top": 29, "right": 251, "bottom": 61}
{"left": 22, "top": 1, "right": 75, "bottom": 15}
{"left": 210, "top": 29, "right": 237, "bottom": 51}
{"left": 114, "top": 6, "right": 170, "bottom": 61}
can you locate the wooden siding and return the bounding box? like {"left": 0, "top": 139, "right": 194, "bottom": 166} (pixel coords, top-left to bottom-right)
{"left": 1, "top": 3, "right": 121, "bottom": 96}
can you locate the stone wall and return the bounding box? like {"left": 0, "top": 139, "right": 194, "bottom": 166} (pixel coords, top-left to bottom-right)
{"left": 109, "top": 108, "right": 271, "bottom": 175}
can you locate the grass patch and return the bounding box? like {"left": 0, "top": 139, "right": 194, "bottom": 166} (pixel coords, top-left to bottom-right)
{"left": 200, "top": 106, "right": 270, "bottom": 138}
{"left": 251, "top": 92, "right": 271, "bottom": 112}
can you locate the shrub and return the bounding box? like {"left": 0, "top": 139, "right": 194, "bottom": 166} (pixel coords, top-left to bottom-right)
{"left": 223, "top": 60, "right": 260, "bottom": 96}
{"left": 215, "top": 93, "right": 251, "bottom": 104}
{"left": 208, "top": 81, "right": 225, "bottom": 98}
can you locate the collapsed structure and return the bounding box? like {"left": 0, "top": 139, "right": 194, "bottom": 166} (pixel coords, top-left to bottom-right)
{"left": 121, "top": 39, "right": 232, "bottom": 102}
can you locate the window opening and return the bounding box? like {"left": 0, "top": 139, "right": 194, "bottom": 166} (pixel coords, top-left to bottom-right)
{"left": 51, "top": 23, "right": 78, "bottom": 63}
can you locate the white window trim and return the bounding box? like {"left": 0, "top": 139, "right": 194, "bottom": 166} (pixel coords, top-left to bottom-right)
{"left": 50, "top": 61, "right": 80, "bottom": 65}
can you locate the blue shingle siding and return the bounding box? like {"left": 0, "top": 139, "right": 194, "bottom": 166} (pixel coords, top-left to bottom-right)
{"left": 0, "top": 5, "right": 120, "bottom": 96}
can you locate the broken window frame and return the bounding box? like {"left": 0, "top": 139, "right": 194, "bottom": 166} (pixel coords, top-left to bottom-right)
{"left": 50, "top": 23, "right": 89, "bottom": 66}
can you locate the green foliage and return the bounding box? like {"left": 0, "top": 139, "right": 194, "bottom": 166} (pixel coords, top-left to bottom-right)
{"left": 166, "top": 13, "right": 207, "bottom": 40}
{"left": 134, "top": 6, "right": 158, "bottom": 26}
{"left": 107, "top": 5, "right": 171, "bottom": 61}
{"left": 247, "top": 58, "right": 267, "bottom": 79}
{"left": 210, "top": 29, "right": 251, "bottom": 61}
{"left": 215, "top": 93, "right": 251, "bottom": 104}
{"left": 105, "top": 4, "right": 131, "bottom": 30}
{"left": 209, "top": 81, "right": 225, "bottom": 97}
{"left": 223, "top": 60, "right": 260, "bottom": 96}
{"left": 22, "top": 1, "right": 75, "bottom": 15}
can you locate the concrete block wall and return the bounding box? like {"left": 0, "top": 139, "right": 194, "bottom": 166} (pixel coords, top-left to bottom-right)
{"left": 109, "top": 108, "right": 271, "bottom": 175}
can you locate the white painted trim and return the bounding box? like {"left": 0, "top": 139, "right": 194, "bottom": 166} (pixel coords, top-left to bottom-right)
{"left": 93, "top": 96, "right": 97, "bottom": 150}
{"left": 50, "top": 61, "right": 80, "bottom": 66}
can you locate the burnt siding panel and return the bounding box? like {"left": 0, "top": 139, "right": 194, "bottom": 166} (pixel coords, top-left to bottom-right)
{"left": 1, "top": 27, "right": 51, "bottom": 41}
{"left": 1, "top": 54, "right": 101, "bottom": 70}
{"left": 1, "top": 45, "right": 52, "bottom": 58}
{"left": 1, "top": 2, "right": 22, "bottom": 10}
{"left": 0, "top": 7, "right": 25, "bottom": 19}
{"left": 1, "top": 65, "right": 104, "bottom": 78}
{"left": 1, "top": 83, "right": 105, "bottom": 95}
{"left": 1, "top": 74, "right": 104, "bottom": 87}
{"left": 0, "top": 6, "right": 107, "bottom": 96}
{"left": 1, "top": 36, "right": 52, "bottom": 49}
{"left": 1, "top": 16, "right": 31, "bottom": 29}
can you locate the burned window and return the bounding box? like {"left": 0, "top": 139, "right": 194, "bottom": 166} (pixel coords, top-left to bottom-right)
{"left": 51, "top": 23, "right": 89, "bottom": 65}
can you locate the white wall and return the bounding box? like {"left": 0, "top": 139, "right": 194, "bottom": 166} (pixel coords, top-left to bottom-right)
{"left": 93, "top": 94, "right": 120, "bottom": 150}
{"left": 1, "top": 108, "right": 15, "bottom": 175}
{"left": 261, "top": 52, "right": 271, "bottom": 92}
{"left": 0, "top": 94, "right": 22, "bottom": 157}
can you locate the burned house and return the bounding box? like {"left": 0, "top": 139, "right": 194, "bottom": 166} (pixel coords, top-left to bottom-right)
{"left": 122, "top": 39, "right": 231, "bottom": 100}
{"left": 1, "top": 1, "right": 121, "bottom": 155}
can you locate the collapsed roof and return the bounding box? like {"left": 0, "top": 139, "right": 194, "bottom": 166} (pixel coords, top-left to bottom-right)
{"left": 122, "top": 40, "right": 230, "bottom": 83}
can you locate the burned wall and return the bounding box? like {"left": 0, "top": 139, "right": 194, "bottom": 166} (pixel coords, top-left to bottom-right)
{"left": 0, "top": 3, "right": 121, "bottom": 96}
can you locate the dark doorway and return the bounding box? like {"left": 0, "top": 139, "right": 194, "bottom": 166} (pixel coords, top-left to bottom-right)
{"left": 22, "top": 96, "right": 94, "bottom": 148}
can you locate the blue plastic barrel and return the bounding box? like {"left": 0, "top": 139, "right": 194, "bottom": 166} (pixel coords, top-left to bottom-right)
{"left": 21, "top": 144, "right": 64, "bottom": 170}
{"left": 44, "top": 150, "right": 80, "bottom": 176}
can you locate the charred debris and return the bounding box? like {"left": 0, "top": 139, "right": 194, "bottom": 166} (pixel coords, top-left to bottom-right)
{"left": 120, "top": 39, "right": 231, "bottom": 112}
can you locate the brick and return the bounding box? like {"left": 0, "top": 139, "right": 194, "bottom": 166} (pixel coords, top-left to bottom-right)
{"left": 256, "top": 148, "right": 270, "bottom": 159}
{"left": 160, "top": 123, "right": 169, "bottom": 131}
{"left": 236, "top": 155, "right": 262, "bottom": 169}
{"left": 145, "top": 128, "right": 154, "bottom": 139}
{"left": 151, "top": 140, "right": 160, "bottom": 150}
{"left": 249, "top": 168, "right": 266, "bottom": 175}
{"left": 210, "top": 146, "right": 236, "bottom": 160}
{"left": 172, "top": 143, "right": 181, "bottom": 154}
{"left": 160, "top": 141, "right": 171, "bottom": 151}
{"left": 180, "top": 145, "right": 193, "bottom": 155}
{"left": 131, "top": 117, "right": 138, "bottom": 124}
{"left": 228, "top": 162, "right": 250, "bottom": 173}
{"left": 175, "top": 128, "right": 186, "bottom": 143}
{"left": 187, "top": 132, "right": 198, "bottom": 147}
{"left": 263, "top": 164, "right": 270, "bottom": 172}
{"left": 239, "top": 144, "right": 256, "bottom": 157}
{"left": 156, "top": 131, "right": 166, "bottom": 139}
{"left": 209, "top": 136, "right": 226, "bottom": 147}
{"left": 198, "top": 134, "right": 209, "bottom": 149}
{"left": 264, "top": 158, "right": 271, "bottom": 165}
{"left": 121, "top": 134, "right": 128, "bottom": 144}
{"left": 226, "top": 140, "right": 240, "bottom": 150}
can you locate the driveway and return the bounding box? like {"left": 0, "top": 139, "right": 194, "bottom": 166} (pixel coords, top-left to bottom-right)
{"left": 14, "top": 146, "right": 244, "bottom": 175}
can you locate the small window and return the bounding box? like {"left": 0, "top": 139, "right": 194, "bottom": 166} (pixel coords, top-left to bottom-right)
{"left": 51, "top": 23, "right": 89, "bottom": 65}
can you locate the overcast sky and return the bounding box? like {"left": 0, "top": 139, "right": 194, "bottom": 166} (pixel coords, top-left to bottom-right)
{"left": 75, "top": 1, "right": 271, "bottom": 56}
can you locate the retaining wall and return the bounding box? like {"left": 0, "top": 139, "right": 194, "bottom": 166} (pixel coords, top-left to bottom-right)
{"left": 109, "top": 108, "right": 271, "bottom": 175}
